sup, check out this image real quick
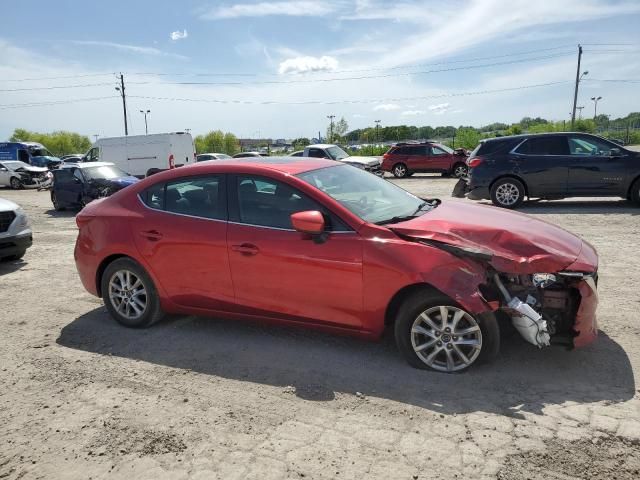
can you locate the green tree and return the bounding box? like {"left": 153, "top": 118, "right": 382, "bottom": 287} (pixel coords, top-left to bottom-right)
{"left": 454, "top": 127, "right": 481, "bottom": 150}
{"left": 9, "top": 128, "right": 91, "bottom": 156}
{"left": 327, "top": 117, "right": 349, "bottom": 143}
{"left": 194, "top": 130, "right": 238, "bottom": 155}
{"left": 292, "top": 137, "right": 310, "bottom": 150}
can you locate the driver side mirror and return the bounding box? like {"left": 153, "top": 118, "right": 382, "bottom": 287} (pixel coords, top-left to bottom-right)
{"left": 609, "top": 147, "right": 622, "bottom": 157}
{"left": 0, "top": 167, "right": 7, "bottom": 172}
{"left": 291, "top": 210, "right": 325, "bottom": 236}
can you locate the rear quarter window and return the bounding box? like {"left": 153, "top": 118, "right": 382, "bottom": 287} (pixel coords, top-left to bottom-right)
{"left": 141, "top": 183, "right": 165, "bottom": 210}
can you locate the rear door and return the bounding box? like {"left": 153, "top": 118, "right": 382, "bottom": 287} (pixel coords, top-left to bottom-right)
{"left": 510, "top": 136, "right": 571, "bottom": 197}
{"left": 133, "top": 174, "right": 234, "bottom": 310}
{"left": 566, "top": 135, "right": 628, "bottom": 195}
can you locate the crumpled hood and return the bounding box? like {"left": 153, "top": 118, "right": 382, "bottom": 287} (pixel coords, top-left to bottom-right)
{"left": 389, "top": 200, "right": 585, "bottom": 273}
{"left": 342, "top": 156, "right": 381, "bottom": 166}
{"left": 108, "top": 175, "right": 139, "bottom": 187}
{"left": 16, "top": 165, "right": 48, "bottom": 174}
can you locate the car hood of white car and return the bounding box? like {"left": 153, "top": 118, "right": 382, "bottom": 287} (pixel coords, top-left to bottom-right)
{"left": 0, "top": 197, "right": 20, "bottom": 212}
{"left": 341, "top": 156, "right": 381, "bottom": 166}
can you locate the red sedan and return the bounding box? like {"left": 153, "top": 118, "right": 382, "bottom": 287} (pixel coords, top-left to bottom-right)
{"left": 74, "top": 158, "right": 598, "bottom": 372}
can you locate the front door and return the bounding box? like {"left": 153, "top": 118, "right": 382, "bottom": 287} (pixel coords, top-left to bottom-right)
{"left": 133, "top": 174, "right": 234, "bottom": 311}
{"left": 426, "top": 145, "right": 454, "bottom": 171}
{"left": 227, "top": 174, "right": 364, "bottom": 328}
{"left": 53, "top": 169, "right": 83, "bottom": 205}
{"left": 566, "top": 135, "right": 627, "bottom": 195}
{"left": 0, "top": 163, "right": 11, "bottom": 186}
{"left": 511, "top": 135, "right": 571, "bottom": 197}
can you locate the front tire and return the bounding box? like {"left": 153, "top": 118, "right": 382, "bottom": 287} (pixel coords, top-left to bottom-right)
{"left": 452, "top": 163, "right": 468, "bottom": 178}
{"left": 101, "top": 257, "right": 165, "bottom": 328}
{"left": 394, "top": 291, "right": 499, "bottom": 372}
{"left": 630, "top": 178, "right": 640, "bottom": 205}
{"left": 51, "top": 192, "right": 65, "bottom": 211}
{"left": 10, "top": 177, "right": 22, "bottom": 190}
{"left": 490, "top": 178, "right": 525, "bottom": 209}
{"left": 392, "top": 163, "right": 408, "bottom": 178}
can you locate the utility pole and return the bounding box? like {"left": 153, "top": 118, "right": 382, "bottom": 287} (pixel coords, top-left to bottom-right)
{"left": 577, "top": 106, "right": 584, "bottom": 120}
{"left": 92, "top": 134, "right": 99, "bottom": 142}
{"left": 374, "top": 119, "right": 381, "bottom": 143}
{"left": 139, "top": 109, "right": 150, "bottom": 135}
{"left": 327, "top": 115, "right": 335, "bottom": 142}
{"left": 115, "top": 73, "right": 128, "bottom": 136}
{"left": 571, "top": 44, "right": 584, "bottom": 130}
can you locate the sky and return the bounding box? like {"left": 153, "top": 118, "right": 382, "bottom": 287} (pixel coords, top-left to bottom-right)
{"left": 1, "top": 0, "right": 639, "bottom": 141}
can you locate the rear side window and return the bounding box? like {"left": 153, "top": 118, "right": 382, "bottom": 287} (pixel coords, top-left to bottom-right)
{"left": 141, "top": 175, "right": 225, "bottom": 220}
{"left": 515, "top": 137, "right": 569, "bottom": 155}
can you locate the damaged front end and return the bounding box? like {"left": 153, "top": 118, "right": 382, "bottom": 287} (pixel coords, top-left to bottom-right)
{"left": 488, "top": 271, "right": 598, "bottom": 349}
{"left": 15, "top": 168, "right": 52, "bottom": 189}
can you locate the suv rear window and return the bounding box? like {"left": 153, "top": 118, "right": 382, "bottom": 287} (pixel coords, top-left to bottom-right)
{"left": 472, "top": 138, "right": 518, "bottom": 157}
{"left": 393, "top": 146, "right": 427, "bottom": 155}
{"left": 515, "top": 136, "right": 569, "bottom": 155}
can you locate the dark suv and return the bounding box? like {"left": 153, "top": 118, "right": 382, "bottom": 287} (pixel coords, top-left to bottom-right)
{"left": 382, "top": 142, "right": 468, "bottom": 178}
{"left": 453, "top": 132, "right": 640, "bottom": 208}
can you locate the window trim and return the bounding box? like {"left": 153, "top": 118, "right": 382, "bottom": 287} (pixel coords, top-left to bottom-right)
{"left": 227, "top": 173, "right": 353, "bottom": 232}
{"left": 137, "top": 173, "right": 228, "bottom": 222}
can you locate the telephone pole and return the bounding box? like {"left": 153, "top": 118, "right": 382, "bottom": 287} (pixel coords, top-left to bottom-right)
{"left": 375, "top": 119, "right": 381, "bottom": 142}
{"left": 139, "top": 109, "right": 150, "bottom": 135}
{"left": 570, "top": 44, "right": 584, "bottom": 130}
{"left": 327, "top": 115, "right": 335, "bottom": 142}
{"left": 115, "top": 73, "right": 128, "bottom": 136}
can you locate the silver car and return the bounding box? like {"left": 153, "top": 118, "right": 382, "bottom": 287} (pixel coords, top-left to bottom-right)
{"left": 0, "top": 161, "right": 52, "bottom": 189}
{"left": 0, "top": 197, "right": 32, "bottom": 260}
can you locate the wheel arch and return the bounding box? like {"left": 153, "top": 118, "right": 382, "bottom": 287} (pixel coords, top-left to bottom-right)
{"left": 95, "top": 254, "right": 129, "bottom": 297}
{"left": 626, "top": 174, "right": 640, "bottom": 200}
{"left": 489, "top": 174, "right": 529, "bottom": 197}
{"left": 384, "top": 283, "right": 450, "bottom": 326}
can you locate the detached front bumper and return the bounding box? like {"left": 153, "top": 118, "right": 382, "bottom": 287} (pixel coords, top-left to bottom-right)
{"left": 452, "top": 178, "right": 489, "bottom": 200}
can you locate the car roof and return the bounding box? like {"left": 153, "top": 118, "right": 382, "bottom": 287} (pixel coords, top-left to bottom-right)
{"left": 60, "top": 161, "right": 115, "bottom": 169}
{"left": 176, "top": 157, "right": 339, "bottom": 176}
{"left": 482, "top": 132, "right": 602, "bottom": 143}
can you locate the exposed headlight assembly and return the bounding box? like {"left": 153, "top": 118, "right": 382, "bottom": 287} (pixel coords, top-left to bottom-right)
{"left": 532, "top": 273, "right": 557, "bottom": 288}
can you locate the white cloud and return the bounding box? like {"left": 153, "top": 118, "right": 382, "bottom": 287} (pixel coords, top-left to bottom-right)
{"left": 352, "top": 113, "right": 366, "bottom": 118}
{"left": 202, "top": 1, "right": 335, "bottom": 19}
{"left": 170, "top": 29, "right": 188, "bottom": 41}
{"left": 72, "top": 40, "right": 187, "bottom": 59}
{"left": 428, "top": 103, "right": 450, "bottom": 111}
{"left": 401, "top": 110, "right": 425, "bottom": 116}
{"left": 278, "top": 55, "right": 338, "bottom": 74}
{"left": 373, "top": 103, "right": 401, "bottom": 111}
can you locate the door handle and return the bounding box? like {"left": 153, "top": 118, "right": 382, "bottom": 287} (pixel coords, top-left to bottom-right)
{"left": 231, "top": 243, "right": 259, "bottom": 256}
{"left": 139, "top": 229, "right": 163, "bottom": 241}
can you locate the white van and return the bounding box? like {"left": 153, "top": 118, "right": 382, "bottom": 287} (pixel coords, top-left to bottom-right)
{"left": 83, "top": 132, "right": 195, "bottom": 177}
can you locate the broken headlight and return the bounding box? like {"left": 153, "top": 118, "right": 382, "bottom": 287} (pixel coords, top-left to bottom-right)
{"left": 532, "top": 273, "right": 557, "bottom": 289}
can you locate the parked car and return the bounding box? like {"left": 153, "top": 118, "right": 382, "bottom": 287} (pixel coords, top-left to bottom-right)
{"left": 381, "top": 142, "right": 469, "bottom": 178}
{"left": 74, "top": 157, "right": 598, "bottom": 372}
{"left": 85, "top": 132, "right": 196, "bottom": 178}
{"left": 60, "top": 154, "right": 85, "bottom": 163}
{"left": 197, "top": 153, "right": 232, "bottom": 161}
{"left": 0, "top": 161, "right": 52, "bottom": 189}
{"left": 0, "top": 142, "right": 61, "bottom": 169}
{"left": 233, "top": 152, "right": 267, "bottom": 158}
{"left": 302, "top": 144, "right": 383, "bottom": 176}
{"left": 0, "top": 197, "right": 32, "bottom": 261}
{"left": 453, "top": 132, "right": 640, "bottom": 208}
{"left": 51, "top": 162, "right": 139, "bottom": 210}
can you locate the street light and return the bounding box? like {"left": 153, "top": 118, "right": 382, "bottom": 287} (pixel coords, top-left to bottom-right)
{"left": 139, "top": 109, "right": 150, "bottom": 135}
{"left": 577, "top": 106, "right": 584, "bottom": 120}
{"left": 374, "top": 120, "right": 381, "bottom": 143}
{"left": 590, "top": 96, "right": 602, "bottom": 120}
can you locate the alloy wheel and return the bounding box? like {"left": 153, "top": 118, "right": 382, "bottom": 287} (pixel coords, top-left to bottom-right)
{"left": 495, "top": 183, "right": 520, "bottom": 206}
{"left": 393, "top": 164, "right": 407, "bottom": 177}
{"left": 108, "top": 269, "right": 148, "bottom": 320}
{"left": 10, "top": 177, "right": 21, "bottom": 189}
{"left": 410, "top": 305, "right": 482, "bottom": 372}
{"left": 454, "top": 164, "right": 468, "bottom": 178}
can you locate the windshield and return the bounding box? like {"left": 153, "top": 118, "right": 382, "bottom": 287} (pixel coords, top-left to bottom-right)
{"left": 82, "top": 165, "right": 129, "bottom": 180}
{"left": 2, "top": 161, "right": 30, "bottom": 170}
{"left": 326, "top": 146, "right": 349, "bottom": 160}
{"left": 437, "top": 144, "right": 455, "bottom": 154}
{"left": 29, "top": 147, "right": 55, "bottom": 157}
{"left": 297, "top": 165, "right": 428, "bottom": 224}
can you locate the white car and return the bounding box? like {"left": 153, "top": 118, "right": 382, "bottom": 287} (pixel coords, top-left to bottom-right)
{"left": 302, "top": 144, "right": 383, "bottom": 175}
{"left": 196, "top": 153, "right": 232, "bottom": 161}
{"left": 0, "top": 197, "right": 32, "bottom": 261}
{"left": 0, "top": 161, "right": 52, "bottom": 189}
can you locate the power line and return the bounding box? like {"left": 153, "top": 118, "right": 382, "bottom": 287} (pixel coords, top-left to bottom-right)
{"left": 583, "top": 78, "right": 640, "bottom": 83}
{"left": 127, "top": 81, "right": 569, "bottom": 106}
{"left": 0, "top": 96, "right": 119, "bottom": 110}
{"left": 0, "top": 82, "right": 118, "bottom": 93}
{"left": 0, "top": 73, "right": 116, "bottom": 82}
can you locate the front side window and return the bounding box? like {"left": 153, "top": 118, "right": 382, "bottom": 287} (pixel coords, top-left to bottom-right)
{"left": 430, "top": 146, "right": 448, "bottom": 156}
{"left": 235, "top": 175, "right": 347, "bottom": 231}
{"left": 515, "top": 136, "right": 569, "bottom": 156}
{"left": 568, "top": 136, "right": 617, "bottom": 156}
{"left": 86, "top": 148, "right": 100, "bottom": 162}
{"left": 307, "top": 148, "right": 327, "bottom": 158}
{"left": 297, "top": 165, "right": 428, "bottom": 224}
{"left": 325, "top": 146, "right": 349, "bottom": 160}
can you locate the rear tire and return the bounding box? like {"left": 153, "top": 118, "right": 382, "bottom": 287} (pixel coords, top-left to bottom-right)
{"left": 392, "top": 163, "right": 408, "bottom": 178}
{"left": 101, "top": 257, "right": 165, "bottom": 328}
{"left": 394, "top": 290, "right": 499, "bottom": 372}
{"left": 490, "top": 178, "right": 525, "bottom": 209}
{"left": 452, "top": 162, "right": 468, "bottom": 178}
{"left": 630, "top": 178, "right": 640, "bottom": 205}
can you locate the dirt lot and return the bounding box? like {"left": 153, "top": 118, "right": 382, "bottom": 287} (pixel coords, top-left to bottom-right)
{"left": 1, "top": 178, "right": 640, "bottom": 480}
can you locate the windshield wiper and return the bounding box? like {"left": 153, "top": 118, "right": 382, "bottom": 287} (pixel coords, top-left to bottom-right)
{"left": 375, "top": 199, "right": 440, "bottom": 226}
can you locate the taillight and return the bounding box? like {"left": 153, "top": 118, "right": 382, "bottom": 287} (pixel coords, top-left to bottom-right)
{"left": 383, "top": 153, "right": 390, "bottom": 160}
{"left": 467, "top": 157, "right": 483, "bottom": 168}
{"left": 169, "top": 154, "right": 175, "bottom": 169}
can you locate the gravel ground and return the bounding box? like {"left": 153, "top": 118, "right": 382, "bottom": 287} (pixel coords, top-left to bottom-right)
{"left": 1, "top": 177, "right": 639, "bottom": 480}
